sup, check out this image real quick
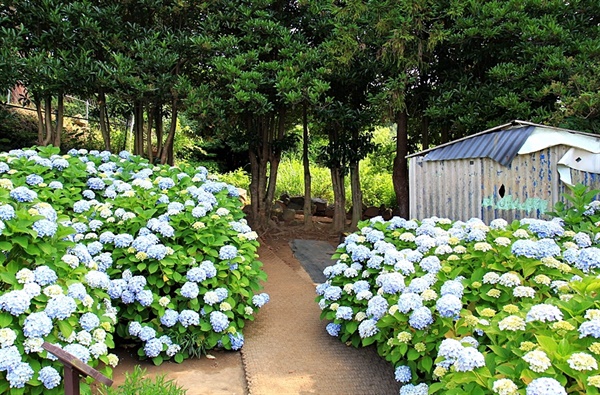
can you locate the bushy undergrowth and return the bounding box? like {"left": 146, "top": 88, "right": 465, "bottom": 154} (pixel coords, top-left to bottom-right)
{"left": 317, "top": 209, "right": 600, "bottom": 394}
{"left": 0, "top": 146, "right": 268, "bottom": 394}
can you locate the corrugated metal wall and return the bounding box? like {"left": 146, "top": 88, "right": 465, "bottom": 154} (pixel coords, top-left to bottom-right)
{"left": 409, "top": 144, "right": 600, "bottom": 222}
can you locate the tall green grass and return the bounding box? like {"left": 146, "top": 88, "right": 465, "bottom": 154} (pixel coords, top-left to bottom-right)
{"left": 218, "top": 156, "right": 395, "bottom": 208}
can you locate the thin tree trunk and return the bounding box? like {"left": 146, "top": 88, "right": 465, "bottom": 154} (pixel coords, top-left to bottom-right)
{"left": 133, "top": 101, "right": 144, "bottom": 156}
{"left": 160, "top": 99, "right": 177, "bottom": 165}
{"left": 248, "top": 148, "right": 260, "bottom": 226}
{"left": 34, "top": 98, "right": 44, "bottom": 146}
{"left": 350, "top": 162, "right": 362, "bottom": 230}
{"left": 147, "top": 104, "right": 154, "bottom": 163}
{"left": 52, "top": 94, "right": 64, "bottom": 148}
{"left": 155, "top": 105, "right": 163, "bottom": 156}
{"left": 43, "top": 96, "right": 53, "bottom": 146}
{"left": 302, "top": 103, "right": 313, "bottom": 229}
{"left": 98, "top": 91, "right": 111, "bottom": 151}
{"left": 393, "top": 109, "right": 409, "bottom": 218}
{"left": 331, "top": 165, "right": 346, "bottom": 233}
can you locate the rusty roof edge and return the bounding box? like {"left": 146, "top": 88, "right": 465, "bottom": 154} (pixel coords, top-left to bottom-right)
{"left": 405, "top": 119, "right": 597, "bottom": 159}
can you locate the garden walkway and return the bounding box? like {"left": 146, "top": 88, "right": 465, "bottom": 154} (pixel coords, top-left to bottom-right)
{"left": 240, "top": 243, "right": 400, "bottom": 395}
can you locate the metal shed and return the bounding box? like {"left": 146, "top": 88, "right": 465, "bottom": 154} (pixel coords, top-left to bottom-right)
{"left": 407, "top": 120, "right": 600, "bottom": 222}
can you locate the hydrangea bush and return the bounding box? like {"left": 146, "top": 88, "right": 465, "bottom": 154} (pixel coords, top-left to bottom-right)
{"left": 0, "top": 146, "right": 268, "bottom": 394}
{"left": 317, "top": 211, "right": 600, "bottom": 395}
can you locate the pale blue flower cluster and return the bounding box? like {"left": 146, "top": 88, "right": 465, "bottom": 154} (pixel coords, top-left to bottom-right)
{"left": 252, "top": 293, "right": 270, "bottom": 307}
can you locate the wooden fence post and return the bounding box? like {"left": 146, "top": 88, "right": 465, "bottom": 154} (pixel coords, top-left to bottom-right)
{"left": 42, "top": 342, "right": 113, "bottom": 395}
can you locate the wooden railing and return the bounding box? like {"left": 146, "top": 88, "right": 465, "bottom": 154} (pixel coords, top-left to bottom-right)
{"left": 42, "top": 342, "right": 113, "bottom": 395}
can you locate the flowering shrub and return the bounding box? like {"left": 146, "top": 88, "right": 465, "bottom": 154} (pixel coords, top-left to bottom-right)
{"left": 317, "top": 213, "right": 600, "bottom": 394}
{"left": 0, "top": 146, "right": 268, "bottom": 393}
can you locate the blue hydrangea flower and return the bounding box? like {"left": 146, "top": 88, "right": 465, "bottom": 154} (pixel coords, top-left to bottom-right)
{"left": 436, "top": 294, "right": 462, "bottom": 318}
{"left": 210, "top": 311, "right": 230, "bottom": 332}
{"left": 522, "top": 218, "right": 564, "bottom": 238}
{"left": 32, "top": 219, "right": 57, "bottom": 238}
{"left": 136, "top": 290, "right": 154, "bottom": 306}
{"left": 228, "top": 333, "right": 244, "bottom": 350}
{"left": 350, "top": 245, "right": 372, "bottom": 262}
{"left": 420, "top": 256, "right": 441, "bottom": 273}
{"left": 48, "top": 181, "right": 63, "bottom": 189}
{"left": 440, "top": 280, "right": 464, "bottom": 298}
{"left": 252, "top": 293, "right": 270, "bottom": 307}
{"left": 26, "top": 174, "right": 43, "bottom": 186}
{"left": 128, "top": 321, "right": 142, "bottom": 336}
{"left": 352, "top": 280, "right": 370, "bottom": 294}
{"left": 0, "top": 205, "right": 15, "bottom": 221}
{"left": 180, "top": 282, "right": 199, "bottom": 299}
{"left": 192, "top": 206, "right": 208, "bottom": 218}
{"left": 73, "top": 200, "right": 92, "bottom": 213}
{"left": 45, "top": 295, "right": 77, "bottom": 320}
{"left": 38, "top": 366, "right": 61, "bottom": 389}
{"left": 575, "top": 247, "right": 600, "bottom": 273}
{"left": 0, "top": 346, "right": 21, "bottom": 372}
{"left": 121, "top": 290, "right": 135, "bottom": 304}
{"left": 323, "top": 286, "right": 342, "bottom": 301}
{"left": 6, "top": 362, "right": 34, "bottom": 388}
{"left": 454, "top": 347, "right": 485, "bottom": 371}
{"left": 86, "top": 241, "right": 103, "bottom": 256}
{"left": 525, "top": 377, "right": 566, "bottom": 395}
{"left": 139, "top": 326, "right": 156, "bottom": 341}
{"left": 87, "top": 177, "right": 105, "bottom": 190}
{"left": 147, "top": 244, "right": 167, "bottom": 260}
{"left": 95, "top": 253, "right": 113, "bottom": 271}
{"left": 0, "top": 162, "right": 8, "bottom": 173}
{"left": 367, "top": 295, "right": 389, "bottom": 319}
{"left": 99, "top": 231, "right": 115, "bottom": 244}
{"left": 579, "top": 319, "right": 600, "bottom": 338}
{"left": 219, "top": 245, "right": 238, "bottom": 260}
{"left": 377, "top": 272, "right": 405, "bottom": 294}
{"left": 144, "top": 338, "right": 163, "bottom": 358}
{"left": 326, "top": 323, "right": 341, "bottom": 337}
{"left": 67, "top": 283, "right": 87, "bottom": 300}
{"left": 394, "top": 365, "right": 411, "bottom": 383}
{"left": 186, "top": 267, "right": 207, "bottom": 283}
{"left": 63, "top": 344, "right": 90, "bottom": 363}
{"left": 179, "top": 310, "right": 200, "bottom": 327}
{"left": 34, "top": 266, "right": 57, "bottom": 286}
{"left": 51, "top": 158, "right": 69, "bottom": 170}
{"left": 113, "top": 234, "right": 134, "bottom": 248}
{"left": 336, "top": 306, "right": 353, "bottom": 320}
{"left": 399, "top": 383, "right": 428, "bottom": 395}
{"left": 526, "top": 304, "right": 563, "bottom": 323}
{"left": 80, "top": 312, "right": 100, "bottom": 331}
{"left": 23, "top": 312, "right": 53, "bottom": 338}
{"left": 156, "top": 223, "right": 175, "bottom": 238}
{"left": 85, "top": 270, "right": 110, "bottom": 289}
{"left": 358, "top": 319, "right": 379, "bottom": 338}
{"left": 215, "top": 287, "right": 228, "bottom": 302}
{"left": 409, "top": 307, "right": 433, "bottom": 330}
{"left": 161, "top": 309, "right": 179, "bottom": 327}
{"left": 82, "top": 190, "right": 95, "bottom": 200}
{"left": 0, "top": 290, "right": 31, "bottom": 316}
{"left": 128, "top": 276, "right": 147, "bottom": 293}
{"left": 398, "top": 292, "right": 423, "bottom": 314}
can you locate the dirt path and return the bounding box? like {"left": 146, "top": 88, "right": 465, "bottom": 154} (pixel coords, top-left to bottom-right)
{"left": 240, "top": 242, "right": 400, "bottom": 395}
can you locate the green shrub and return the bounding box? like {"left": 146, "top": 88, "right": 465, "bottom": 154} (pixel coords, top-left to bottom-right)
{"left": 101, "top": 366, "right": 186, "bottom": 395}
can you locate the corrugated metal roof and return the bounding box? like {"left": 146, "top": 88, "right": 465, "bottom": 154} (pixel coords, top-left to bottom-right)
{"left": 422, "top": 126, "right": 534, "bottom": 167}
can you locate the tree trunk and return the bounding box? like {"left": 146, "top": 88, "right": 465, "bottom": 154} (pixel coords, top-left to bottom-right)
{"left": 302, "top": 103, "right": 313, "bottom": 229}
{"left": 264, "top": 110, "right": 286, "bottom": 223}
{"left": 331, "top": 165, "right": 346, "bottom": 233}
{"left": 52, "top": 93, "right": 64, "bottom": 148}
{"left": 393, "top": 109, "right": 409, "bottom": 218}
{"left": 35, "top": 99, "right": 44, "bottom": 146}
{"left": 160, "top": 99, "right": 177, "bottom": 165}
{"left": 155, "top": 105, "right": 163, "bottom": 156}
{"left": 350, "top": 162, "right": 362, "bottom": 230}
{"left": 133, "top": 101, "right": 144, "bottom": 156}
{"left": 98, "top": 91, "right": 111, "bottom": 151}
{"left": 147, "top": 104, "right": 154, "bottom": 163}
{"left": 441, "top": 123, "right": 450, "bottom": 144}
{"left": 43, "top": 96, "right": 53, "bottom": 146}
